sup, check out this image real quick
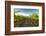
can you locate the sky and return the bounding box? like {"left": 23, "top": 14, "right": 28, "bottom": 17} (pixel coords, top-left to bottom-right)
{"left": 14, "top": 8, "right": 39, "bottom": 16}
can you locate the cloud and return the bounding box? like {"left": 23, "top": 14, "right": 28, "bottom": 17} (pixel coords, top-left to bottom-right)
{"left": 15, "top": 12, "right": 30, "bottom": 16}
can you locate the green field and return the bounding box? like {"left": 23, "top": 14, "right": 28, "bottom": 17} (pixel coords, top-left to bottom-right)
{"left": 14, "top": 14, "right": 39, "bottom": 27}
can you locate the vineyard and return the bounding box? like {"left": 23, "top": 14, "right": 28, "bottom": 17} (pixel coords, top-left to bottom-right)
{"left": 14, "top": 14, "right": 39, "bottom": 27}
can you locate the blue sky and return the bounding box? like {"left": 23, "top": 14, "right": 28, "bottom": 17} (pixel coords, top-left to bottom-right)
{"left": 14, "top": 8, "right": 39, "bottom": 16}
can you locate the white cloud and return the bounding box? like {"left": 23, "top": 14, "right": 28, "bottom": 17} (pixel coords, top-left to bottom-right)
{"left": 15, "top": 12, "right": 30, "bottom": 16}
